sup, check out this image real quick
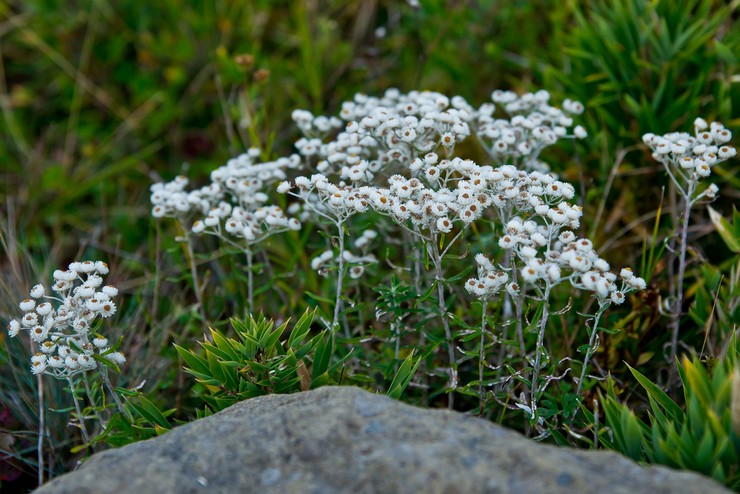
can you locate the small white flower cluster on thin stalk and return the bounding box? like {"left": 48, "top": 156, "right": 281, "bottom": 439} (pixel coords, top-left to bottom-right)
{"left": 150, "top": 148, "right": 303, "bottom": 313}
{"left": 7, "top": 261, "right": 125, "bottom": 379}
{"left": 643, "top": 119, "right": 736, "bottom": 372}
{"left": 7, "top": 261, "right": 128, "bottom": 447}
{"left": 642, "top": 118, "right": 734, "bottom": 199}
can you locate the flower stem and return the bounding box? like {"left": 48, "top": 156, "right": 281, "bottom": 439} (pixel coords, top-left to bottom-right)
{"left": 478, "top": 300, "right": 488, "bottom": 416}
{"left": 429, "top": 240, "right": 457, "bottom": 409}
{"left": 180, "top": 223, "right": 207, "bottom": 325}
{"left": 67, "top": 377, "right": 91, "bottom": 445}
{"left": 98, "top": 365, "right": 129, "bottom": 420}
{"left": 669, "top": 182, "right": 694, "bottom": 386}
{"left": 245, "top": 247, "right": 254, "bottom": 315}
{"left": 577, "top": 303, "right": 606, "bottom": 396}
{"left": 37, "top": 374, "right": 45, "bottom": 487}
{"left": 332, "top": 222, "right": 347, "bottom": 337}
{"left": 530, "top": 284, "right": 552, "bottom": 421}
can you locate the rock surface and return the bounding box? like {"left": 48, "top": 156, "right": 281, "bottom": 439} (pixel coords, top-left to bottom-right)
{"left": 34, "top": 386, "right": 730, "bottom": 494}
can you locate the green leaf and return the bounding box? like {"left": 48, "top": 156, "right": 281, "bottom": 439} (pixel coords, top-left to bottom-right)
{"left": 287, "top": 308, "right": 315, "bottom": 349}
{"left": 708, "top": 206, "right": 740, "bottom": 253}
{"left": 90, "top": 353, "right": 121, "bottom": 374}
{"left": 175, "top": 344, "right": 210, "bottom": 376}
{"left": 386, "top": 352, "right": 421, "bottom": 400}
{"left": 627, "top": 363, "right": 683, "bottom": 422}
{"left": 311, "top": 331, "right": 332, "bottom": 382}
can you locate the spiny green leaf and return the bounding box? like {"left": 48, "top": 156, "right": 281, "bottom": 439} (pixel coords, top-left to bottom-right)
{"left": 627, "top": 363, "right": 683, "bottom": 422}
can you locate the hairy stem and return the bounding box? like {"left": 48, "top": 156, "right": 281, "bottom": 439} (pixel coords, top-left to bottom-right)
{"left": 37, "top": 374, "right": 45, "bottom": 487}
{"left": 577, "top": 303, "right": 607, "bottom": 395}
{"left": 245, "top": 247, "right": 254, "bottom": 315}
{"left": 97, "top": 364, "right": 130, "bottom": 420}
{"left": 429, "top": 240, "right": 457, "bottom": 409}
{"left": 478, "top": 300, "right": 488, "bottom": 416}
{"left": 180, "top": 223, "right": 207, "bottom": 325}
{"left": 67, "top": 378, "right": 91, "bottom": 445}
{"left": 669, "top": 183, "right": 694, "bottom": 384}
{"left": 530, "top": 283, "right": 552, "bottom": 420}
{"left": 332, "top": 222, "right": 347, "bottom": 337}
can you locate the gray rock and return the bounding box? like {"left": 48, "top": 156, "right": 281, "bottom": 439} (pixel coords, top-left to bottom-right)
{"left": 34, "top": 386, "right": 730, "bottom": 494}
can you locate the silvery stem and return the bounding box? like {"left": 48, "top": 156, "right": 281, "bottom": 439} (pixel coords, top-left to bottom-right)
{"left": 530, "top": 284, "right": 552, "bottom": 421}
{"left": 478, "top": 300, "right": 488, "bottom": 416}
{"left": 37, "top": 374, "right": 45, "bottom": 487}
{"left": 577, "top": 304, "right": 606, "bottom": 395}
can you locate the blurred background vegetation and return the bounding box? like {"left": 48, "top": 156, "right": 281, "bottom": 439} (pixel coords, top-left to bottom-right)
{"left": 0, "top": 0, "right": 738, "bottom": 489}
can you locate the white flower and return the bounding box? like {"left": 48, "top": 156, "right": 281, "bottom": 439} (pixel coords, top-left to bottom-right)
{"left": 436, "top": 217, "right": 453, "bottom": 233}
{"left": 102, "top": 285, "right": 118, "bottom": 297}
{"left": 36, "top": 302, "right": 52, "bottom": 316}
{"left": 520, "top": 264, "right": 541, "bottom": 283}
{"left": 65, "top": 356, "right": 79, "bottom": 370}
{"left": 718, "top": 146, "right": 736, "bottom": 159}
{"left": 7, "top": 320, "right": 20, "bottom": 337}
{"left": 76, "top": 285, "right": 95, "bottom": 298}
{"left": 30, "top": 284, "right": 45, "bottom": 298}
{"left": 704, "top": 183, "right": 719, "bottom": 200}
{"left": 86, "top": 298, "right": 104, "bottom": 311}
{"left": 610, "top": 291, "right": 626, "bottom": 305}
{"left": 31, "top": 358, "right": 47, "bottom": 375}
{"left": 277, "top": 181, "right": 292, "bottom": 194}
{"left": 48, "top": 356, "right": 64, "bottom": 368}
{"left": 695, "top": 162, "right": 711, "bottom": 177}
{"left": 40, "top": 341, "right": 56, "bottom": 354}
{"left": 107, "top": 352, "right": 126, "bottom": 365}
{"left": 192, "top": 220, "right": 206, "bottom": 234}
{"left": 95, "top": 261, "right": 109, "bottom": 275}
{"left": 625, "top": 276, "right": 647, "bottom": 290}
{"left": 573, "top": 125, "right": 587, "bottom": 139}
{"left": 593, "top": 259, "right": 610, "bottom": 272}
{"left": 519, "top": 246, "right": 538, "bottom": 259}
{"left": 99, "top": 301, "right": 117, "bottom": 318}
{"left": 499, "top": 235, "right": 516, "bottom": 249}
{"left": 506, "top": 282, "right": 520, "bottom": 297}
{"left": 78, "top": 261, "right": 97, "bottom": 273}
{"left": 465, "top": 279, "right": 486, "bottom": 298}
{"left": 546, "top": 264, "right": 562, "bottom": 282}
{"left": 30, "top": 325, "right": 49, "bottom": 343}
{"left": 19, "top": 299, "right": 36, "bottom": 312}
{"left": 22, "top": 313, "right": 38, "bottom": 327}
{"left": 349, "top": 266, "right": 365, "bottom": 279}
{"left": 78, "top": 354, "right": 96, "bottom": 370}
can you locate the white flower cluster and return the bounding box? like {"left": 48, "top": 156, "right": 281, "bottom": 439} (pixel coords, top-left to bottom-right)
{"left": 7, "top": 261, "right": 125, "bottom": 378}
{"left": 150, "top": 175, "right": 220, "bottom": 219}
{"left": 496, "top": 214, "right": 646, "bottom": 305}
{"left": 291, "top": 109, "right": 343, "bottom": 138}
{"left": 292, "top": 89, "right": 473, "bottom": 181}
{"left": 151, "top": 149, "right": 302, "bottom": 245}
{"left": 473, "top": 90, "right": 587, "bottom": 171}
{"left": 369, "top": 157, "right": 489, "bottom": 234}
{"left": 642, "top": 119, "right": 735, "bottom": 191}
{"left": 465, "top": 254, "right": 510, "bottom": 300}
{"left": 280, "top": 174, "right": 371, "bottom": 226}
